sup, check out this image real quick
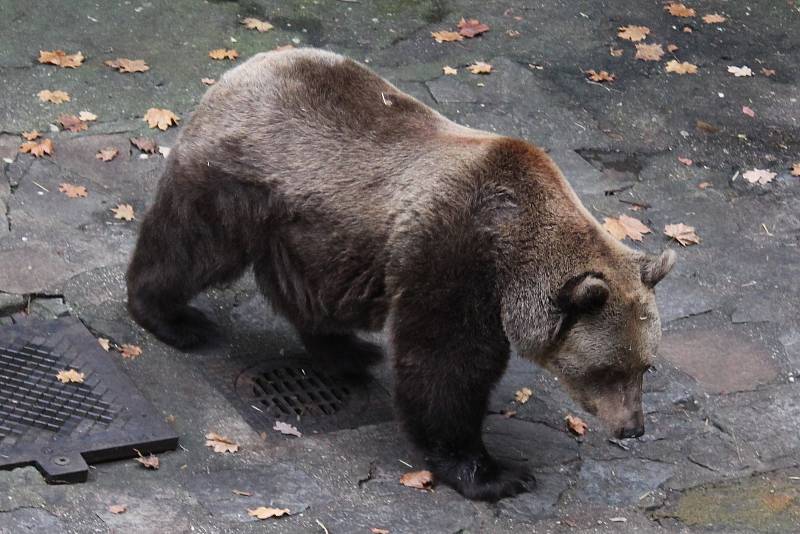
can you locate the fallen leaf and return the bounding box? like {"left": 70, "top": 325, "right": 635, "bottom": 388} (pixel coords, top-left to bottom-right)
{"left": 371, "top": 529, "right": 390, "bottom": 534}
{"left": 38, "top": 49, "right": 84, "bottom": 68}
{"left": 22, "top": 130, "right": 40, "bottom": 141}
{"left": 134, "top": 452, "right": 159, "bottom": 470}
{"left": 431, "top": 30, "right": 463, "bottom": 43}
{"left": 742, "top": 106, "right": 755, "bottom": 117}
{"left": 609, "top": 47, "right": 624, "bottom": 57}
{"left": 96, "top": 147, "right": 119, "bottom": 161}
{"left": 19, "top": 138, "right": 53, "bottom": 157}
{"left": 209, "top": 48, "right": 239, "bottom": 60}
{"left": 79, "top": 111, "right": 98, "bottom": 121}
{"left": 165, "top": 414, "right": 176, "bottom": 423}
{"left": 98, "top": 338, "right": 111, "bottom": 351}
{"left": 120, "top": 343, "right": 142, "bottom": 358}
{"left": 664, "top": 223, "right": 700, "bottom": 246}
{"left": 667, "top": 44, "right": 679, "bottom": 53}
{"left": 702, "top": 13, "right": 726, "bottom": 24}
{"left": 761, "top": 68, "right": 776, "bottom": 77}
{"left": 506, "top": 29, "right": 520, "bottom": 38}
{"left": 58, "top": 114, "right": 88, "bottom": 133}
{"left": 514, "top": 387, "right": 533, "bottom": 404}
{"left": 442, "top": 65, "right": 457, "bottom": 75}
{"left": 143, "top": 108, "right": 180, "bottom": 130}
{"left": 635, "top": 43, "right": 665, "bottom": 61}
{"left": 727, "top": 65, "right": 753, "bottom": 77}
{"left": 130, "top": 137, "right": 158, "bottom": 153}
{"left": 104, "top": 58, "right": 150, "bottom": 73}
{"left": 683, "top": 26, "right": 693, "bottom": 33}
{"left": 742, "top": 168, "right": 776, "bottom": 185}
{"left": 248, "top": 507, "right": 290, "bottom": 520}
{"left": 58, "top": 183, "right": 88, "bottom": 198}
{"left": 400, "top": 470, "right": 433, "bottom": 490}
{"left": 38, "top": 89, "right": 70, "bottom": 104}
{"left": 565, "top": 414, "right": 588, "bottom": 436}
{"left": 158, "top": 146, "right": 171, "bottom": 158}
{"left": 273, "top": 421, "right": 302, "bottom": 437}
{"left": 112, "top": 204, "right": 136, "bottom": 221}
{"left": 665, "top": 3, "right": 696, "bottom": 17}
{"left": 205, "top": 432, "right": 240, "bottom": 453}
{"left": 791, "top": 163, "right": 800, "bottom": 177}
{"left": 457, "top": 18, "right": 490, "bottom": 38}
{"left": 201, "top": 77, "right": 216, "bottom": 85}
{"left": 617, "top": 25, "right": 650, "bottom": 42}
{"left": 467, "top": 61, "right": 492, "bottom": 74}
{"left": 665, "top": 60, "right": 698, "bottom": 74}
{"left": 241, "top": 17, "right": 273, "bottom": 32}
{"left": 678, "top": 157, "right": 693, "bottom": 166}
{"left": 585, "top": 69, "right": 615, "bottom": 83}
{"left": 602, "top": 214, "right": 651, "bottom": 242}
{"left": 695, "top": 120, "right": 719, "bottom": 133}
{"left": 698, "top": 181, "right": 712, "bottom": 189}
{"left": 56, "top": 369, "right": 85, "bottom": 384}
{"left": 108, "top": 504, "right": 127, "bottom": 514}
{"left": 232, "top": 489, "right": 252, "bottom": 496}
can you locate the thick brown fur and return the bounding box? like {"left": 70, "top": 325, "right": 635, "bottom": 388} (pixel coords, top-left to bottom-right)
{"left": 127, "top": 49, "right": 674, "bottom": 501}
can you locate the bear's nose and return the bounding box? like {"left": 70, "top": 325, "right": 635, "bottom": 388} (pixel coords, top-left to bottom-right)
{"left": 618, "top": 423, "right": 645, "bottom": 439}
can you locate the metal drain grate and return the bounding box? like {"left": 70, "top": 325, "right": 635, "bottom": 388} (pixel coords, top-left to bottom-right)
{"left": 0, "top": 318, "right": 178, "bottom": 483}
{"left": 251, "top": 365, "right": 350, "bottom": 418}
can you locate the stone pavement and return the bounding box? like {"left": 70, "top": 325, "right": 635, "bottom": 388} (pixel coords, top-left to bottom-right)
{"left": 1, "top": 0, "right": 799, "bottom": 532}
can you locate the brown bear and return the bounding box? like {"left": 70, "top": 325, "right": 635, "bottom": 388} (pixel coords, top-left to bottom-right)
{"left": 126, "top": 48, "right": 675, "bottom": 501}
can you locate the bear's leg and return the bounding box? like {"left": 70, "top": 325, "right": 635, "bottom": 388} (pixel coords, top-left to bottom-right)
{"left": 298, "top": 331, "right": 383, "bottom": 381}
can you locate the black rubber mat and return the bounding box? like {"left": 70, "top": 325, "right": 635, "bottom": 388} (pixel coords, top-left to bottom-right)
{"left": 0, "top": 318, "right": 178, "bottom": 483}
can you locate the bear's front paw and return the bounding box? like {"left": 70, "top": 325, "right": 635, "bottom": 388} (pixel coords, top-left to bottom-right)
{"left": 430, "top": 455, "right": 535, "bottom": 502}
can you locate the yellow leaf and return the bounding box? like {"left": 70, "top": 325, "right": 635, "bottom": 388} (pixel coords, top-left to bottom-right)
{"left": 727, "top": 65, "right": 753, "bottom": 77}
{"left": 38, "top": 90, "right": 70, "bottom": 104}
{"left": 38, "top": 49, "right": 84, "bottom": 68}
{"left": 56, "top": 369, "right": 85, "bottom": 384}
{"left": 22, "top": 130, "right": 40, "bottom": 141}
{"left": 665, "top": 60, "right": 698, "bottom": 74}
{"left": 241, "top": 17, "right": 273, "bottom": 32}
{"left": 442, "top": 65, "right": 457, "bottom": 75}
{"left": 400, "top": 470, "right": 433, "bottom": 489}
{"left": 742, "top": 168, "right": 776, "bottom": 185}
{"left": 120, "top": 343, "right": 142, "bottom": 358}
{"left": 105, "top": 58, "right": 149, "bottom": 73}
{"left": 96, "top": 147, "right": 119, "bottom": 162}
{"left": 108, "top": 504, "right": 127, "bottom": 514}
{"left": 58, "top": 183, "right": 88, "bottom": 198}
{"left": 609, "top": 47, "right": 624, "bottom": 57}
{"left": 134, "top": 451, "right": 160, "bottom": 470}
{"left": 248, "top": 507, "right": 291, "bottom": 519}
{"left": 19, "top": 138, "right": 53, "bottom": 157}
{"left": 634, "top": 43, "right": 664, "bottom": 62}
{"left": 467, "top": 61, "right": 492, "bottom": 74}
{"left": 205, "top": 432, "right": 240, "bottom": 453}
{"left": 617, "top": 25, "right": 649, "bottom": 42}
{"left": 112, "top": 204, "right": 136, "bottom": 221}
{"left": 201, "top": 77, "right": 216, "bottom": 85}
{"left": 79, "top": 111, "right": 98, "bottom": 121}
{"left": 143, "top": 108, "right": 180, "bottom": 130}
{"left": 565, "top": 414, "right": 588, "bottom": 436}
{"left": 585, "top": 69, "right": 615, "bottom": 83}
{"left": 702, "top": 13, "right": 726, "bottom": 24}
{"left": 602, "top": 215, "right": 651, "bottom": 242}
{"left": 431, "top": 30, "right": 463, "bottom": 43}
{"left": 514, "top": 387, "right": 533, "bottom": 404}
{"left": 665, "top": 3, "right": 696, "bottom": 17}
{"left": 664, "top": 223, "right": 700, "bottom": 246}
{"left": 209, "top": 48, "right": 239, "bottom": 60}
{"left": 98, "top": 338, "right": 112, "bottom": 351}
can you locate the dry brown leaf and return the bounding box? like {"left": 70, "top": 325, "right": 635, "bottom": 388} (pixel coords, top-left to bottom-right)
{"left": 19, "top": 138, "right": 53, "bottom": 158}
{"left": 665, "top": 60, "right": 698, "bottom": 74}
{"left": 514, "top": 387, "right": 533, "bottom": 404}
{"left": 683, "top": 26, "right": 693, "bottom": 33}
{"left": 609, "top": 47, "right": 624, "bottom": 57}
{"left": 667, "top": 44, "right": 679, "bottom": 53}
{"left": 120, "top": 343, "right": 142, "bottom": 358}
{"left": 602, "top": 215, "right": 651, "bottom": 242}
{"left": 79, "top": 111, "right": 98, "bottom": 122}
{"left": 742, "top": 169, "right": 776, "bottom": 185}
{"left": 400, "top": 470, "right": 433, "bottom": 490}
{"left": 130, "top": 136, "right": 158, "bottom": 153}
{"left": 742, "top": 106, "right": 755, "bottom": 117}
{"left": 58, "top": 183, "right": 88, "bottom": 198}
{"left": 791, "top": 163, "right": 800, "bottom": 177}
{"left": 370, "top": 529, "right": 390, "bottom": 534}
{"left": 273, "top": 421, "right": 302, "bottom": 437}
{"left": 617, "top": 25, "right": 650, "bottom": 42}
{"left": 698, "top": 181, "right": 713, "bottom": 189}
{"left": 232, "top": 489, "right": 252, "bottom": 496}
{"left": 635, "top": 43, "right": 665, "bottom": 61}
{"left": 467, "top": 61, "right": 492, "bottom": 74}
{"left": 248, "top": 507, "right": 290, "bottom": 520}
{"left": 56, "top": 369, "right": 85, "bottom": 384}
{"left": 112, "top": 204, "right": 136, "bottom": 221}
{"left": 702, "top": 13, "right": 726, "bottom": 24}
{"left": 209, "top": 48, "right": 239, "bottom": 60}
{"left": 39, "top": 49, "right": 84, "bottom": 68}
{"left": 135, "top": 451, "right": 160, "bottom": 470}
{"left": 565, "top": 414, "right": 588, "bottom": 436}
{"left": 678, "top": 157, "right": 693, "bottom": 166}
{"left": 665, "top": 3, "right": 696, "bottom": 17}
{"left": 696, "top": 120, "right": 719, "bottom": 133}
{"left": 431, "top": 30, "right": 463, "bottom": 43}
{"left": 98, "top": 338, "right": 111, "bottom": 351}
{"left": 442, "top": 65, "right": 457, "bottom": 76}
{"left": 104, "top": 58, "right": 150, "bottom": 73}
{"left": 58, "top": 114, "right": 88, "bottom": 133}
{"left": 38, "top": 89, "right": 70, "bottom": 104}
{"left": 727, "top": 65, "right": 753, "bottom": 77}
{"left": 22, "top": 130, "right": 40, "bottom": 141}
{"left": 585, "top": 69, "right": 615, "bottom": 83}
{"left": 506, "top": 29, "right": 520, "bottom": 38}
{"left": 241, "top": 17, "right": 273, "bottom": 32}
{"left": 108, "top": 504, "right": 127, "bottom": 514}
{"left": 761, "top": 68, "right": 776, "bottom": 77}
{"left": 143, "top": 108, "right": 180, "bottom": 130}
{"left": 664, "top": 223, "right": 700, "bottom": 246}
{"left": 201, "top": 77, "right": 216, "bottom": 85}
{"left": 457, "top": 18, "right": 490, "bottom": 38}
{"left": 205, "top": 432, "right": 240, "bottom": 453}
{"left": 96, "top": 147, "right": 119, "bottom": 162}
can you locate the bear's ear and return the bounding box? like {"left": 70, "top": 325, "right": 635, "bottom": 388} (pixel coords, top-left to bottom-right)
{"left": 641, "top": 249, "right": 676, "bottom": 288}
{"left": 558, "top": 272, "right": 610, "bottom": 312}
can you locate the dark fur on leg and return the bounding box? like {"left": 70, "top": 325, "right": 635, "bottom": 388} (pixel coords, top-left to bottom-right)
{"left": 299, "top": 331, "right": 383, "bottom": 383}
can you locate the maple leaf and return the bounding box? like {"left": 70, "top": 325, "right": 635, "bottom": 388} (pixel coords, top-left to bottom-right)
{"left": 702, "top": 13, "right": 726, "bottom": 24}
{"left": 609, "top": 48, "right": 624, "bottom": 57}
{"left": 400, "top": 470, "right": 433, "bottom": 489}
{"left": 241, "top": 17, "right": 273, "bottom": 32}
{"left": 742, "top": 106, "right": 755, "bottom": 117}
{"left": 112, "top": 204, "right": 136, "bottom": 221}
{"left": 143, "top": 108, "right": 180, "bottom": 130}
{"left": 98, "top": 338, "right": 112, "bottom": 351}
{"left": 431, "top": 30, "right": 463, "bottom": 43}
{"left": 635, "top": 43, "right": 665, "bottom": 61}
{"left": 38, "top": 89, "right": 70, "bottom": 104}
{"left": 728, "top": 65, "right": 753, "bottom": 77}
{"left": 108, "top": 504, "right": 127, "bottom": 514}
{"left": 665, "top": 60, "right": 698, "bottom": 74}
{"left": 667, "top": 44, "right": 679, "bottom": 53}
{"left": 617, "top": 25, "right": 649, "bottom": 42}
{"left": 514, "top": 387, "right": 532, "bottom": 404}
{"left": 120, "top": 343, "right": 142, "bottom": 358}
{"left": 585, "top": 69, "right": 615, "bottom": 83}
{"left": 761, "top": 68, "right": 776, "bottom": 77}
{"left": 79, "top": 111, "right": 98, "bottom": 122}
{"left": 665, "top": 3, "right": 696, "bottom": 17}
{"left": 22, "top": 130, "right": 40, "bottom": 141}
{"left": 467, "top": 61, "right": 492, "bottom": 74}
{"left": 457, "top": 18, "right": 490, "bottom": 38}
{"left": 678, "top": 157, "right": 693, "bottom": 166}
{"left": 273, "top": 421, "right": 302, "bottom": 437}
{"left": 201, "top": 77, "right": 216, "bottom": 85}
{"left": 130, "top": 137, "right": 158, "bottom": 153}
{"left": 565, "top": 414, "right": 588, "bottom": 436}
{"left": 58, "top": 183, "right": 88, "bottom": 198}
{"left": 205, "top": 432, "right": 240, "bottom": 453}
{"left": 56, "top": 369, "right": 85, "bottom": 384}
{"left": 134, "top": 451, "right": 160, "bottom": 470}
{"left": 104, "top": 58, "right": 150, "bottom": 73}
{"left": 248, "top": 507, "right": 290, "bottom": 520}
{"left": 58, "top": 114, "right": 88, "bottom": 133}
{"left": 602, "top": 215, "right": 651, "bottom": 242}
{"left": 742, "top": 169, "right": 776, "bottom": 185}
{"left": 209, "top": 48, "right": 239, "bottom": 60}
{"left": 664, "top": 223, "right": 700, "bottom": 246}
{"left": 96, "top": 147, "right": 119, "bottom": 161}
{"left": 791, "top": 163, "right": 800, "bottom": 177}
{"left": 38, "top": 49, "right": 84, "bottom": 68}
{"left": 19, "top": 138, "right": 53, "bottom": 157}
{"left": 442, "top": 65, "right": 457, "bottom": 75}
